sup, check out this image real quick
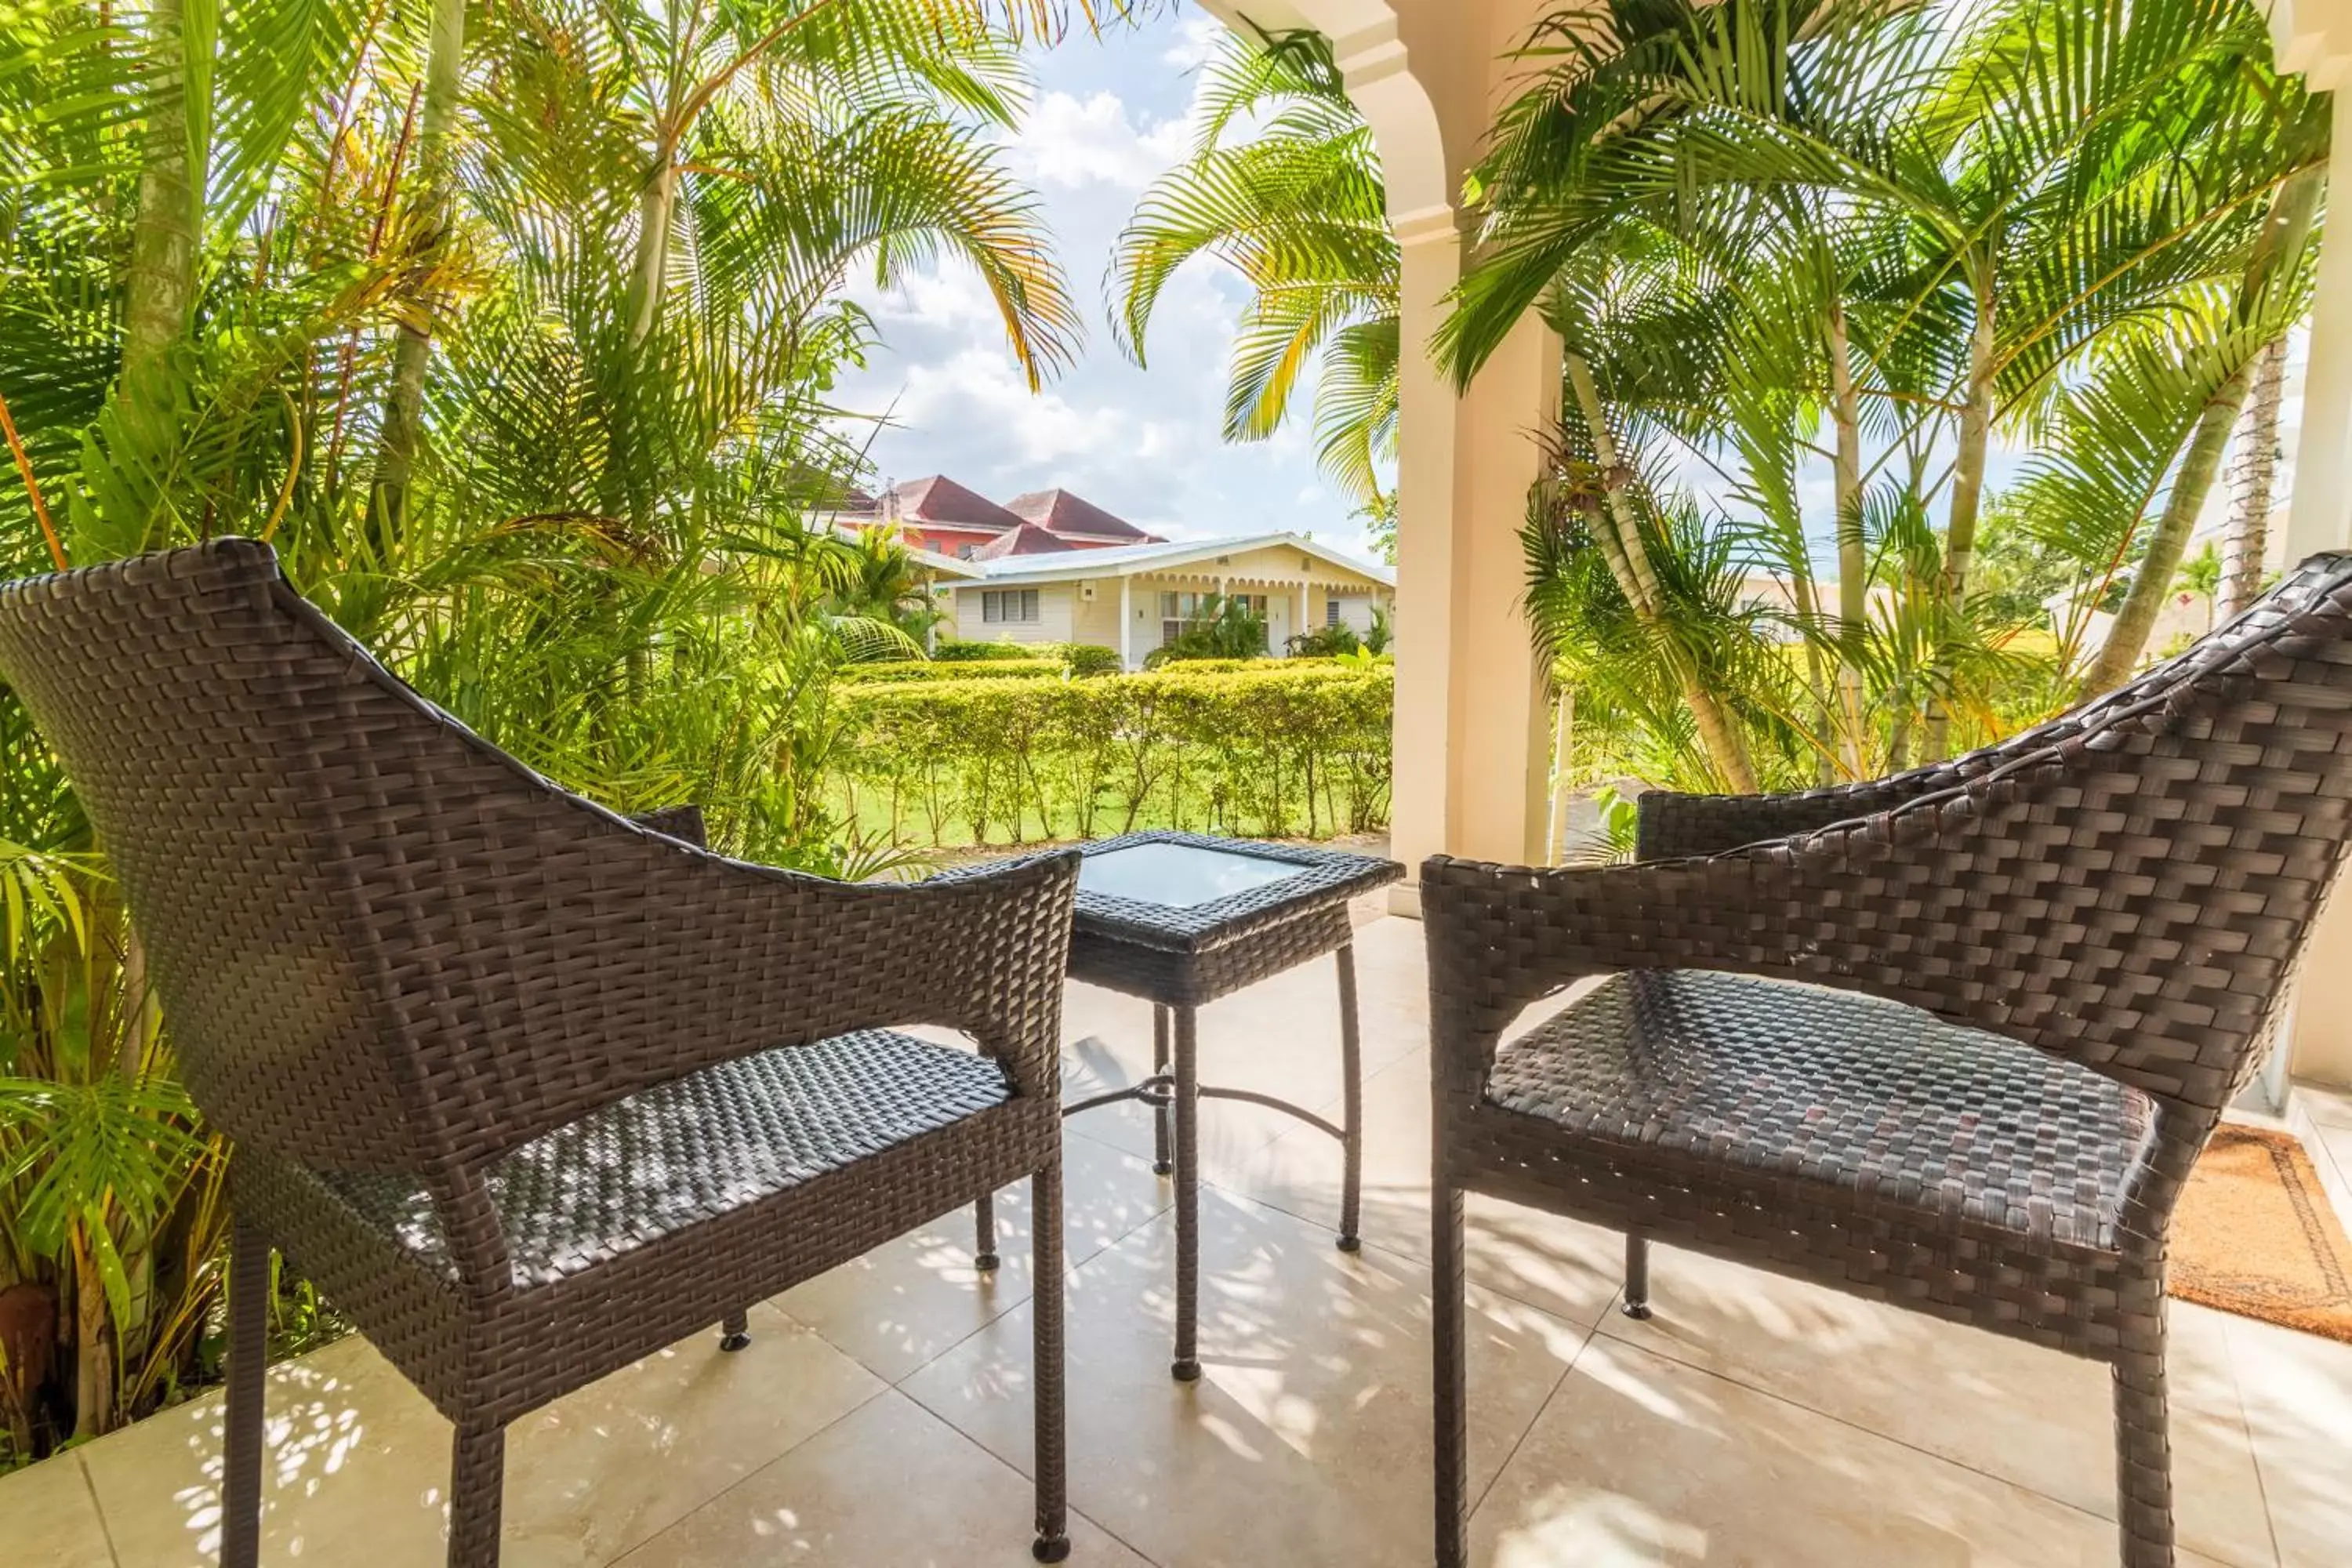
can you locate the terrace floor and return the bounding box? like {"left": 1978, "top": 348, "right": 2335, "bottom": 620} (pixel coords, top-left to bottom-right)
{"left": 9, "top": 914, "right": 2352, "bottom": 1566}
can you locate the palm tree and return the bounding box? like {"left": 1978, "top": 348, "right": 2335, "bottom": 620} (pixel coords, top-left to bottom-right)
{"left": 0, "top": 0, "right": 1097, "bottom": 1457}
{"left": 1445, "top": 0, "right": 2319, "bottom": 769}
{"left": 1111, "top": 27, "right": 1399, "bottom": 507}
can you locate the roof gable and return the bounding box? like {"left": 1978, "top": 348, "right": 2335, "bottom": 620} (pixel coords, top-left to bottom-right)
{"left": 891, "top": 475, "right": 1023, "bottom": 532}
{"left": 971, "top": 521, "right": 1078, "bottom": 559}
{"left": 1004, "top": 488, "right": 1159, "bottom": 542}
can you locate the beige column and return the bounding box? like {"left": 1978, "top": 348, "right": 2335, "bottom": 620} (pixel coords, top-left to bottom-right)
{"left": 1386, "top": 213, "right": 1561, "bottom": 911}
{"left": 2276, "top": 87, "right": 2352, "bottom": 1088}
{"left": 1119, "top": 576, "right": 1133, "bottom": 670}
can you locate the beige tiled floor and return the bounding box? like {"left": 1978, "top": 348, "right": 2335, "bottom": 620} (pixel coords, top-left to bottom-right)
{"left": 8, "top": 915, "right": 2352, "bottom": 1566}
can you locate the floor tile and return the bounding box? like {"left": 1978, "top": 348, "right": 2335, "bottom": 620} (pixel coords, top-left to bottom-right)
{"left": 499, "top": 1304, "right": 884, "bottom": 1565}
{"left": 616, "top": 1391, "right": 1150, "bottom": 1567}
{"left": 1229, "top": 1045, "right": 1625, "bottom": 1328}
{"left": 2223, "top": 1311, "right": 2352, "bottom": 1567}
{"left": 0, "top": 1450, "right": 114, "bottom": 1567}
{"left": 2289, "top": 1082, "right": 2352, "bottom": 1131}
{"left": 1061, "top": 1022, "right": 1302, "bottom": 1181}
{"left": 81, "top": 1303, "right": 883, "bottom": 1566}
{"left": 1588, "top": 1250, "right": 2275, "bottom": 1566}
{"left": 1470, "top": 1335, "right": 2136, "bottom": 1566}
{"left": 775, "top": 1127, "right": 1167, "bottom": 1382}
{"left": 902, "top": 1190, "right": 1589, "bottom": 1568}
{"left": 2310, "top": 1122, "right": 2352, "bottom": 1190}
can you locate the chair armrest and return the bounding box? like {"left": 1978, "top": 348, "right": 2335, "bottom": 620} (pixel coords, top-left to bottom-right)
{"left": 1635, "top": 771, "right": 1964, "bottom": 859}
{"left": 408, "top": 826, "right": 1081, "bottom": 1173}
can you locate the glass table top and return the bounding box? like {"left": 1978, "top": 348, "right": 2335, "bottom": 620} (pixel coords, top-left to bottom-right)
{"left": 1076, "top": 841, "right": 1304, "bottom": 909}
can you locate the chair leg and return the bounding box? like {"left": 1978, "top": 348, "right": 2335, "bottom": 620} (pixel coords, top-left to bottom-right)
{"left": 1151, "top": 1004, "right": 1173, "bottom": 1176}
{"left": 1030, "top": 1162, "right": 1071, "bottom": 1563}
{"left": 1336, "top": 941, "right": 1363, "bottom": 1254}
{"left": 445, "top": 1418, "right": 506, "bottom": 1568}
{"left": 719, "top": 1308, "right": 751, "bottom": 1352}
{"left": 2114, "top": 1345, "right": 2176, "bottom": 1566}
{"left": 221, "top": 1215, "right": 270, "bottom": 1568}
{"left": 975, "top": 1189, "right": 1001, "bottom": 1272}
{"left": 1623, "top": 1232, "right": 1653, "bottom": 1320}
{"left": 1432, "top": 1177, "right": 1469, "bottom": 1568}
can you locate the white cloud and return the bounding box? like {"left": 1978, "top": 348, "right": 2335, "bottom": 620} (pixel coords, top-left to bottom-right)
{"left": 882, "top": 347, "right": 1192, "bottom": 474}
{"left": 1162, "top": 12, "right": 1227, "bottom": 70}
{"left": 1005, "top": 90, "right": 1190, "bottom": 192}
{"left": 824, "top": 7, "right": 1363, "bottom": 554}
{"left": 854, "top": 262, "right": 1006, "bottom": 335}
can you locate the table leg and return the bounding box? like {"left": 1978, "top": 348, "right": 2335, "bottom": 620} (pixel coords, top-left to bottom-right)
{"left": 1337, "top": 941, "right": 1363, "bottom": 1253}
{"left": 1151, "top": 1004, "right": 1173, "bottom": 1176}
{"left": 1172, "top": 1003, "right": 1201, "bottom": 1382}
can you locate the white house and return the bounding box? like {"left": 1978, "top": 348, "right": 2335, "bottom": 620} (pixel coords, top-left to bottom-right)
{"left": 932, "top": 532, "right": 1398, "bottom": 669}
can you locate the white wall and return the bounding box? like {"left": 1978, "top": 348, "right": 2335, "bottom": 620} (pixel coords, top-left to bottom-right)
{"left": 948, "top": 584, "right": 1074, "bottom": 646}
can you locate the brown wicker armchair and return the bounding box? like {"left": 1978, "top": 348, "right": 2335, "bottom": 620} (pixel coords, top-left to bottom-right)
{"left": 0, "top": 541, "right": 1082, "bottom": 1566}
{"left": 1421, "top": 551, "right": 2352, "bottom": 1568}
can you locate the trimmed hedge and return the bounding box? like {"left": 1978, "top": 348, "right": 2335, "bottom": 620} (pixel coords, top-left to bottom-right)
{"left": 901, "top": 641, "right": 1123, "bottom": 678}
{"left": 931, "top": 640, "right": 1047, "bottom": 662}
{"left": 836, "top": 660, "right": 1065, "bottom": 685}
{"left": 837, "top": 662, "right": 1392, "bottom": 846}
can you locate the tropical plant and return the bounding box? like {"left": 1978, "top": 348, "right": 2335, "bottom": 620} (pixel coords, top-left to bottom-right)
{"left": 1445, "top": 0, "right": 2321, "bottom": 790}
{"left": 1111, "top": 26, "right": 1398, "bottom": 507}
{"left": 1144, "top": 593, "right": 1271, "bottom": 666}
{"left": 1286, "top": 622, "right": 1362, "bottom": 657}
{"left": 0, "top": 0, "right": 1094, "bottom": 1458}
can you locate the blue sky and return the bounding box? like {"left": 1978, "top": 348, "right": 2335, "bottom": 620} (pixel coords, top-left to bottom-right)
{"left": 830, "top": 9, "right": 1384, "bottom": 561}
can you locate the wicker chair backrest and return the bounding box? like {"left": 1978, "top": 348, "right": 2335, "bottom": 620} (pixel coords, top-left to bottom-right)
{"left": 0, "top": 540, "right": 873, "bottom": 1178}
{"left": 1639, "top": 550, "right": 2352, "bottom": 862}
{"left": 0, "top": 543, "right": 452, "bottom": 1167}
{"left": 1435, "top": 552, "right": 2352, "bottom": 1121}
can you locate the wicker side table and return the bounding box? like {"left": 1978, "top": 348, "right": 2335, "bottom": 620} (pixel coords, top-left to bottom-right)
{"left": 1044, "top": 830, "right": 1401, "bottom": 1381}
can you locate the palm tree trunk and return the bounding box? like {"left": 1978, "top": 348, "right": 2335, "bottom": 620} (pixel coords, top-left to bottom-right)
{"left": 2084, "top": 165, "right": 2323, "bottom": 695}
{"left": 1566, "top": 354, "right": 1758, "bottom": 793}
{"left": 1922, "top": 281, "right": 1994, "bottom": 763}
{"left": 369, "top": 0, "right": 467, "bottom": 546}
{"left": 1827, "top": 303, "right": 1867, "bottom": 778}
{"left": 2082, "top": 365, "right": 2252, "bottom": 693}
{"left": 2219, "top": 333, "right": 2287, "bottom": 620}
{"left": 627, "top": 155, "right": 680, "bottom": 349}
{"left": 70, "top": 1229, "right": 115, "bottom": 1439}
{"left": 119, "top": 0, "right": 204, "bottom": 437}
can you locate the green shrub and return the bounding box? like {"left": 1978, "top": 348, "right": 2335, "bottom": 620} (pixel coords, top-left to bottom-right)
{"left": 1058, "top": 643, "right": 1124, "bottom": 677}
{"left": 1286, "top": 624, "right": 1361, "bottom": 657}
{"left": 841, "top": 644, "right": 1121, "bottom": 682}
{"left": 837, "top": 662, "right": 1391, "bottom": 847}
{"left": 836, "top": 661, "right": 1064, "bottom": 685}
{"left": 932, "top": 639, "right": 1051, "bottom": 662}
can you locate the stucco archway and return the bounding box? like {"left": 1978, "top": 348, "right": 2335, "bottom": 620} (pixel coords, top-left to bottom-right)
{"left": 1197, "top": 0, "right": 1567, "bottom": 903}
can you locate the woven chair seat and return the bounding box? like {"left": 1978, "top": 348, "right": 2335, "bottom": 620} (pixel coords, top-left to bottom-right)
{"left": 1485, "top": 970, "right": 2156, "bottom": 1249}
{"left": 333, "top": 1029, "right": 1014, "bottom": 1287}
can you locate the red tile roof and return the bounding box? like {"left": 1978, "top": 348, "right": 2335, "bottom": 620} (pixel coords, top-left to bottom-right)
{"left": 1004, "top": 488, "right": 1162, "bottom": 543}
{"left": 971, "top": 522, "right": 1080, "bottom": 559}
{"left": 888, "top": 475, "right": 1024, "bottom": 532}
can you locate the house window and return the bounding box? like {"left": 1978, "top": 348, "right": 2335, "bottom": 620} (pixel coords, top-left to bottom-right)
{"left": 1159, "top": 591, "right": 1269, "bottom": 648}
{"left": 982, "top": 589, "right": 1040, "bottom": 624}
{"left": 1326, "top": 597, "right": 1342, "bottom": 628}
{"left": 957, "top": 543, "right": 976, "bottom": 560}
